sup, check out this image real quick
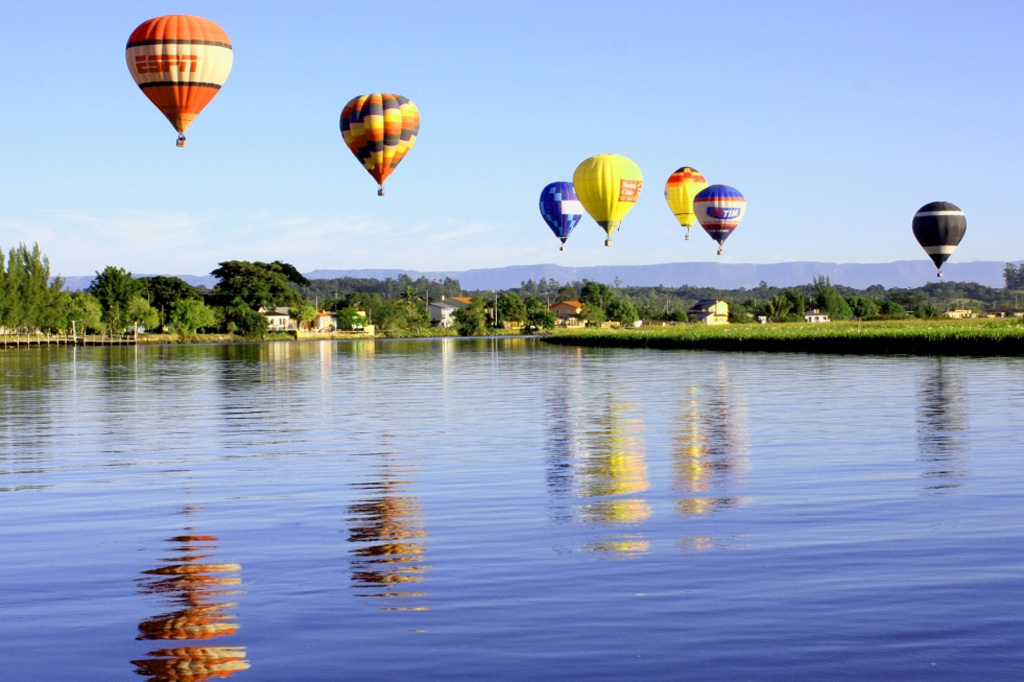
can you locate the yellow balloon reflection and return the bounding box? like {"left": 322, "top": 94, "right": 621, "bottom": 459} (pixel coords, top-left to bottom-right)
{"left": 672, "top": 363, "right": 751, "bottom": 550}
{"left": 347, "top": 461, "right": 430, "bottom": 610}
{"left": 574, "top": 393, "right": 651, "bottom": 555}
{"left": 133, "top": 512, "right": 248, "bottom": 680}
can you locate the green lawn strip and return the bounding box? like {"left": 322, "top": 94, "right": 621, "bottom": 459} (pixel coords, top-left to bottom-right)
{"left": 540, "top": 319, "right": 1024, "bottom": 356}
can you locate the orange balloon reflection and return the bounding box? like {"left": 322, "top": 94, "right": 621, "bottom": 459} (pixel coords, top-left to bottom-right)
{"left": 133, "top": 528, "right": 248, "bottom": 680}
{"left": 347, "top": 463, "right": 430, "bottom": 610}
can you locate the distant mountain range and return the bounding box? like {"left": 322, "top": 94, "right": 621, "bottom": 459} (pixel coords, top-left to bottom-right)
{"left": 60, "top": 260, "right": 1020, "bottom": 292}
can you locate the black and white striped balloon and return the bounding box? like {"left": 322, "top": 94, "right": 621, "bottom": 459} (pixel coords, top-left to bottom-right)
{"left": 912, "top": 201, "right": 966, "bottom": 277}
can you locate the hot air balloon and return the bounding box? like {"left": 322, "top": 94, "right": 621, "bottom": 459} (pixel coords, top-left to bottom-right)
{"left": 539, "top": 182, "right": 583, "bottom": 251}
{"left": 340, "top": 94, "right": 420, "bottom": 196}
{"left": 912, "top": 201, "right": 966, "bottom": 278}
{"left": 126, "top": 15, "right": 233, "bottom": 147}
{"left": 664, "top": 167, "right": 708, "bottom": 241}
{"left": 694, "top": 184, "right": 746, "bottom": 255}
{"left": 572, "top": 154, "right": 643, "bottom": 246}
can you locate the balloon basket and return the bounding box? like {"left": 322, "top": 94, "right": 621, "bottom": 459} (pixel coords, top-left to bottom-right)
{"left": 559, "top": 245, "right": 565, "bottom": 252}
{"left": 176, "top": 135, "right": 186, "bottom": 148}
{"left": 378, "top": 186, "right": 385, "bottom": 197}
{"left": 605, "top": 238, "right": 612, "bottom": 247}
{"left": 685, "top": 234, "right": 690, "bottom": 241}
{"left": 717, "top": 247, "right": 723, "bottom": 256}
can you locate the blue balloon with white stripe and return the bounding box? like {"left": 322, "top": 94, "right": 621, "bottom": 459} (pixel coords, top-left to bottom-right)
{"left": 539, "top": 182, "right": 583, "bottom": 251}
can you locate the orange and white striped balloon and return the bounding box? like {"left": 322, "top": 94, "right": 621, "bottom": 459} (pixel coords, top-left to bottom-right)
{"left": 126, "top": 15, "right": 233, "bottom": 147}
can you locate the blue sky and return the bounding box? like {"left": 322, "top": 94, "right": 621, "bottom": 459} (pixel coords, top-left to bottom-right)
{"left": 2, "top": 0, "right": 1022, "bottom": 279}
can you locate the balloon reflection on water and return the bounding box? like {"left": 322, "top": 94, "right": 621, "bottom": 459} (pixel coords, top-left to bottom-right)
{"left": 346, "top": 459, "right": 430, "bottom": 610}
{"left": 570, "top": 389, "right": 652, "bottom": 556}
{"left": 916, "top": 360, "right": 969, "bottom": 493}
{"left": 545, "top": 354, "right": 752, "bottom": 555}
{"left": 672, "top": 364, "right": 752, "bottom": 550}
{"left": 133, "top": 508, "right": 248, "bottom": 680}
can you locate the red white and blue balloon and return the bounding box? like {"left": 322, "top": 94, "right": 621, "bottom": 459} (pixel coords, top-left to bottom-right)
{"left": 694, "top": 184, "right": 746, "bottom": 255}
{"left": 539, "top": 182, "right": 583, "bottom": 251}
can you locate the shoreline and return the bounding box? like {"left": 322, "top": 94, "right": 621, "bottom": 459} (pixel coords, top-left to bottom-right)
{"left": 7, "top": 320, "right": 1023, "bottom": 357}
{"left": 539, "top": 319, "right": 1024, "bottom": 356}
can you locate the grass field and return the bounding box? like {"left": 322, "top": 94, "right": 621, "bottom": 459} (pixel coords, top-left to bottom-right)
{"left": 541, "top": 319, "right": 1024, "bottom": 356}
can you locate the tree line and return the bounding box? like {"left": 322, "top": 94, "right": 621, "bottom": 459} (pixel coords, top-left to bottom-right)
{"left": 4, "top": 242, "right": 1023, "bottom": 338}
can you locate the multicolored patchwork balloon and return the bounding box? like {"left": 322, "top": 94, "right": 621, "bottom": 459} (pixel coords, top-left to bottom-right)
{"left": 539, "top": 182, "right": 582, "bottom": 251}
{"left": 126, "top": 15, "right": 233, "bottom": 147}
{"left": 340, "top": 93, "right": 420, "bottom": 196}
{"left": 694, "top": 184, "right": 746, "bottom": 255}
{"left": 664, "top": 167, "right": 708, "bottom": 240}
{"left": 572, "top": 154, "right": 643, "bottom": 246}
{"left": 912, "top": 201, "right": 966, "bottom": 277}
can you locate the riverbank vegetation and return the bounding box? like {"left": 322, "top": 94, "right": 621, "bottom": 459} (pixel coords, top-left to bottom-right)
{"left": 5, "top": 241, "right": 1024, "bottom": 345}
{"left": 542, "top": 318, "right": 1024, "bottom": 356}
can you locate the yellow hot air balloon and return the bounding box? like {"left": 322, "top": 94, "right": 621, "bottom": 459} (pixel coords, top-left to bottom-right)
{"left": 572, "top": 154, "right": 643, "bottom": 246}
{"left": 126, "top": 15, "right": 233, "bottom": 147}
{"left": 664, "top": 167, "right": 708, "bottom": 241}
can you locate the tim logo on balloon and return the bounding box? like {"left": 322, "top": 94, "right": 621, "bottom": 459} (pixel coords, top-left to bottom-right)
{"left": 134, "top": 55, "right": 199, "bottom": 74}
{"left": 708, "top": 207, "right": 741, "bottom": 220}
{"left": 618, "top": 180, "right": 642, "bottom": 203}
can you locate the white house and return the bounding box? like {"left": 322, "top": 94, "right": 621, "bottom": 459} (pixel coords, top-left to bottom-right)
{"left": 428, "top": 301, "right": 458, "bottom": 328}
{"left": 804, "top": 309, "right": 830, "bottom": 323}
{"left": 260, "top": 306, "right": 295, "bottom": 331}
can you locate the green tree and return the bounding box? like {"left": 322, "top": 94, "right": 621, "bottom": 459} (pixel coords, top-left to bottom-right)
{"left": 765, "top": 293, "right": 794, "bottom": 322}
{"left": 497, "top": 292, "right": 527, "bottom": 327}
{"left": 579, "top": 302, "right": 606, "bottom": 325}
{"left": 126, "top": 296, "right": 159, "bottom": 332}
{"left": 526, "top": 307, "right": 556, "bottom": 330}
{"left": 209, "top": 260, "right": 305, "bottom": 310}
{"left": 88, "top": 266, "right": 143, "bottom": 332}
{"left": 916, "top": 303, "right": 941, "bottom": 319}
{"left": 453, "top": 306, "right": 487, "bottom": 336}
{"left": 523, "top": 296, "right": 555, "bottom": 329}
{"left": 226, "top": 297, "right": 269, "bottom": 338}
{"left": 335, "top": 307, "right": 364, "bottom": 330}
{"left": 67, "top": 291, "right": 103, "bottom": 333}
{"left": 373, "top": 299, "right": 430, "bottom": 334}
{"left": 813, "top": 276, "right": 853, "bottom": 321}
{"left": 783, "top": 288, "right": 807, "bottom": 318}
{"left": 138, "top": 276, "right": 201, "bottom": 326}
{"left": 1003, "top": 263, "right": 1024, "bottom": 289}
{"left": 887, "top": 289, "right": 927, "bottom": 313}
{"left": 0, "top": 243, "right": 66, "bottom": 331}
{"left": 847, "top": 296, "right": 879, "bottom": 319}
{"left": 556, "top": 283, "right": 578, "bottom": 302}
{"left": 580, "top": 281, "right": 613, "bottom": 308}
{"left": 605, "top": 299, "right": 639, "bottom": 326}
{"left": 169, "top": 298, "right": 216, "bottom": 338}
{"left": 293, "top": 302, "right": 317, "bottom": 329}
{"left": 877, "top": 300, "right": 908, "bottom": 318}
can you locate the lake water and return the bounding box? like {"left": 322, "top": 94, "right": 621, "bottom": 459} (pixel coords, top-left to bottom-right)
{"left": 2, "top": 338, "right": 1023, "bottom": 680}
